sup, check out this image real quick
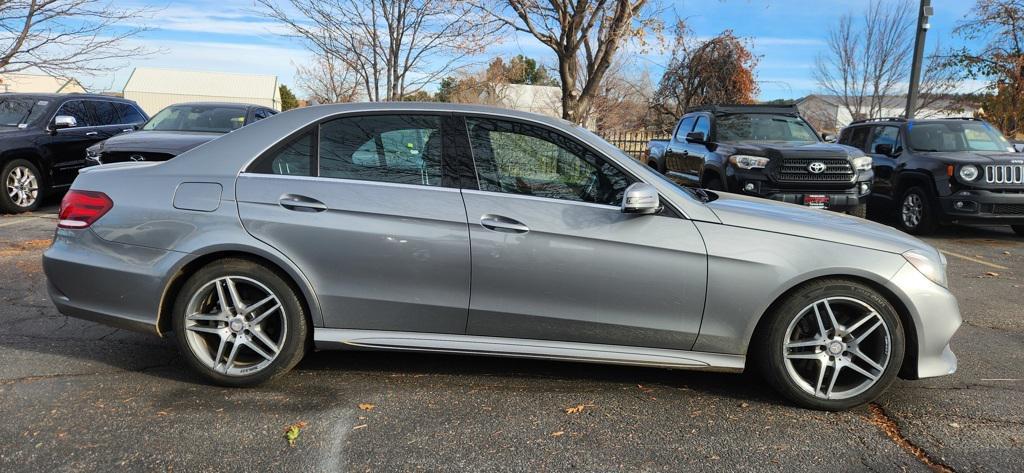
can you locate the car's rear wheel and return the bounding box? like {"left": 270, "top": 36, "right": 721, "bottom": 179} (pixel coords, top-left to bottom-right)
{"left": 172, "top": 259, "right": 307, "bottom": 386}
{"left": 898, "top": 186, "right": 938, "bottom": 235}
{"left": 1012, "top": 225, "right": 1024, "bottom": 237}
{"left": 1, "top": 159, "right": 42, "bottom": 213}
{"left": 756, "top": 279, "right": 904, "bottom": 411}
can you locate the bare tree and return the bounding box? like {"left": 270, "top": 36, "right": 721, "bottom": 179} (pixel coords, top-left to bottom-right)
{"left": 814, "top": 0, "right": 960, "bottom": 120}
{"left": 0, "top": 0, "right": 151, "bottom": 78}
{"left": 472, "top": 0, "right": 663, "bottom": 124}
{"left": 259, "top": 0, "right": 501, "bottom": 102}
{"left": 295, "top": 55, "right": 362, "bottom": 104}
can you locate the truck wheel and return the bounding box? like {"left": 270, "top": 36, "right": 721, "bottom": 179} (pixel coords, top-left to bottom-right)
{"left": 1012, "top": 225, "right": 1024, "bottom": 237}
{"left": 846, "top": 204, "right": 867, "bottom": 219}
{"left": 704, "top": 177, "right": 724, "bottom": 191}
{"left": 897, "top": 186, "right": 938, "bottom": 235}
{"left": 1, "top": 159, "right": 42, "bottom": 214}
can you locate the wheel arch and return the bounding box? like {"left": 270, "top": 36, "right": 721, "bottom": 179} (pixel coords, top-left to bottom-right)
{"left": 156, "top": 249, "right": 321, "bottom": 345}
{"left": 1, "top": 149, "right": 49, "bottom": 190}
{"left": 746, "top": 274, "right": 919, "bottom": 380}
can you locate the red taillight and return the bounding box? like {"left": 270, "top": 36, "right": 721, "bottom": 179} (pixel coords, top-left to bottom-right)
{"left": 58, "top": 190, "right": 113, "bottom": 229}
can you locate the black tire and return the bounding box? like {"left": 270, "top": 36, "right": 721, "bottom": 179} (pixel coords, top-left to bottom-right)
{"left": 703, "top": 177, "right": 724, "bottom": 192}
{"left": 754, "top": 278, "right": 905, "bottom": 411}
{"left": 897, "top": 186, "right": 938, "bottom": 235}
{"left": 0, "top": 159, "right": 42, "bottom": 213}
{"left": 846, "top": 203, "right": 868, "bottom": 219}
{"left": 1013, "top": 225, "right": 1024, "bottom": 237}
{"left": 172, "top": 258, "right": 308, "bottom": 387}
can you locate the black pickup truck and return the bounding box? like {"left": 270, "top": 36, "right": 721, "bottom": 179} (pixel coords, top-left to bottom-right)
{"left": 647, "top": 104, "right": 874, "bottom": 216}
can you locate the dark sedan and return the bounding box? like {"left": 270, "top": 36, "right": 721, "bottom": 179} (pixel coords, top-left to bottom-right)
{"left": 86, "top": 102, "right": 277, "bottom": 164}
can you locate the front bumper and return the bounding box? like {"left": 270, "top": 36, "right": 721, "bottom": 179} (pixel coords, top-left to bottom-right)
{"left": 885, "top": 263, "right": 961, "bottom": 379}
{"left": 727, "top": 169, "right": 872, "bottom": 210}
{"left": 42, "top": 228, "right": 186, "bottom": 336}
{"left": 938, "top": 189, "right": 1024, "bottom": 225}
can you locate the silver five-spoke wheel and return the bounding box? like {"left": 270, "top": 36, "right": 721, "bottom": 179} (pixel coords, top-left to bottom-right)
{"left": 183, "top": 276, "right": 286, "bottom": 376}
{"left": 783, "top": 297, "right": 891, "bottom": 400}
{"left": 6, "top": 165, "right": 39, "bottom": 209}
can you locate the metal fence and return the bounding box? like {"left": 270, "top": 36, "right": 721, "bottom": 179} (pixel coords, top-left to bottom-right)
{"left": 600, "top": 130, "right": 669, "bottom": 162}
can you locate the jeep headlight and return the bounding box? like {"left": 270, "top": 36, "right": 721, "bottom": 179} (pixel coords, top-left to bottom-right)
{"left": 852, "top": 156, "right": 873, "bottom": 171}
{"left": 958, "top": 164, "right": 980, "bottom": 181}
{"left": 903, "top": 249, "right": 948, "bottom": 288}
{"left": 729, "top": 155, "right": 770, "bottom": 169}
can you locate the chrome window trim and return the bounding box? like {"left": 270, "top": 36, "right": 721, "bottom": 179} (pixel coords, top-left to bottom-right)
{"left": 460, "top": 188, "right": 621, "bottom": 211}
{"left": 237, "top": 172, "right": 462, "bottom": 193}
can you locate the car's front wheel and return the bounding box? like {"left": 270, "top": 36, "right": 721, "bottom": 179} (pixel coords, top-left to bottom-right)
{"left": 172, "top": 259, "right": 308, "bottom": 386}
{"left": 756, "top": 279, "right": 905, "bottom": 411}
{"left": 898, "top": 186, "right": 938, "bottom": 235}
{"left": 1, "top": 159, "right": 42, "bottom": 213}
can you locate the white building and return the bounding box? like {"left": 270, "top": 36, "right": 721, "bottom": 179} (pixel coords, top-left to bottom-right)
{"left": 797, "top": 94, "right": 981, "bottom": 131}
{"left": 0, "top": 73, "right": 86, "bottom": 94}
{"left": 122, "top": 67, "right": 281, "bottom": 115}
{"left": 480, "top": 83, "right": 562, "bottom": 118}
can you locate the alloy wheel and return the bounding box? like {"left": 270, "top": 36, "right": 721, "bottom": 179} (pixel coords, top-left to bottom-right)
{"left": 782, "top": 297, "right": 891, "bottom": 400}
{"left": 183, "top": 276, "right": 287, "bottom": 376}
{"left": 5, "top": 165, "right": 39, "bottom": 208}
{"left": 901, "top": 193, "right": 922, "bottom": 229}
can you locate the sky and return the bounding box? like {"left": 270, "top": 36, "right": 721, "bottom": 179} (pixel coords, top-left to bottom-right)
{"left": 90, "top": 0, "right": 988, "bottom": 101}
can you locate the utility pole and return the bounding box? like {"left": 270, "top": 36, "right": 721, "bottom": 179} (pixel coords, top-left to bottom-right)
{"left": 905, "top": 0, "right": 933, "bottom": 119}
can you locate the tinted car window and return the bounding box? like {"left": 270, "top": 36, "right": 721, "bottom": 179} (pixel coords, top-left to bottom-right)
{"left": 868, "top": 126, "right": 900, "bottom": 154}
{"left": 908, "top": 122, "right": 1013, "bottom": 152}
{"left": 55, "top": 100, "right": 95, "bottom": 127}
{"left": 319, "top": 115, "right": 442, "bottom": 186}
{"left": 674, "top": 116, "right": 696, "bottom": 142}
{"left": 250, "top": 130, "right": 315, "bottom": 176}
{"left": 91, "top": 101, "right": 120, "bottom": 126}
{"left": 115, "top": 103, "right": 146, "bottom": 124}
{"left": 467, "top": 118, "right": 630, "bottom": 206}
{"left": 0, "top": 97, "right": 50, "bottom": 127}
{"left": 842, "top": 126, "right": 871, "bottom": 151}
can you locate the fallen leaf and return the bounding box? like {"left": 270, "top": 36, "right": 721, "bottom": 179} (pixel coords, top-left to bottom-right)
{"left": 283, "top": 421, "right": 308, "bottom": 447}
{"left": 985, "top": 272, "right": 1000, "bottom": 277}
{"left": 564, "top": 403, "right": 595, "bottom": 414}
{"left": 550, "top": 431, "right": 565, "bottom": 437}
{"left": 358, "top": 403, "right": 375, "bottom": 411}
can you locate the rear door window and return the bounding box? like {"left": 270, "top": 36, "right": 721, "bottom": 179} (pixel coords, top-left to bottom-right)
{"left": 91, "top": 101, "right": 121, "bottom": 126}
{"left": 249, "top": 130, "right": 315, "bottom": 176}
{"left": 318, "top": 115, "right": 443, "bottom": 187}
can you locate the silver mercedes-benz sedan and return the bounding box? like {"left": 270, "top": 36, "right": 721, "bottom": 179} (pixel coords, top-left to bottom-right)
{"left": 42, "top": 103, "right": 960, "bottom": 410}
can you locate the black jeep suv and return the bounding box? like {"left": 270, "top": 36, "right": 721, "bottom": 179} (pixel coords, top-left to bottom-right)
{"left": 839, "top": 117, "right": 1024, "bottom": 236}
{"left": 647, "top": 104, "right": 874, "bottom": 216}
{"left": 0, "top": 93, "right": 148, "bottom": 213}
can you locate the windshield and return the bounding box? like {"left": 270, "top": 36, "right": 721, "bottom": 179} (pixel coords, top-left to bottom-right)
{"left": 0, "top": 98, "right": 49, "bottom": 127}
{"left": 716, "top": 113, "right": 819, "bottom": 143}
{"left": 908, "top": 121, "right": 1014, "bottom": 152}
{"left": 142, "top": 105, "right": 246, "bottom": 133}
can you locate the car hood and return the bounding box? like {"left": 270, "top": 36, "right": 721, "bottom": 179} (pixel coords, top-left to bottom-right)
{"left": 726, "top": 141, "right": 863, "bottom": 159}
{"left": 94, "top": 130, "right": 222, "bottom": 154}
{"left": 914, "top": 150, "right": 1024, "bottom": 164}
{"left": 705, "top": 192, "right": 935, "bottom": 255}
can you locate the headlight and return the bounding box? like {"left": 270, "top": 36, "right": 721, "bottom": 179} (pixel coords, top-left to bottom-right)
{"left": 903, "top": 249, "right": 948, "bottom": 288}
{"left": 959, "top": 164, "right": 980, "bottom": 181}
{"left": 852, "top": 156, "right": 873, "bottom": 171}
{"left": 729, "top": 155, "right": 770, "bottom": 169}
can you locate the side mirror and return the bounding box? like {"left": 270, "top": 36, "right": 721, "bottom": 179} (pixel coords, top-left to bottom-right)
{"left": 822, "top": 133, "right": 837, "bottom": 143}
{"left": 874, "top": 143, "right": 894, "bottom": 156}
{"left": 52, "top": 115, "right": 78, "bottom": 130}
{"left": 685, "top": 131, "right": 705, "bottom": 143}
{"left": 621, "top": 182, "right": 660, "bottom": 215}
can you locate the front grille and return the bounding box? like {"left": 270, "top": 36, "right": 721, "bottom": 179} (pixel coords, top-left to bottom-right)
{"left": 985, "top": 164, "right": 1024, "bottom": 184}
{"left": 991, "top": 204, "right": 1024, "bottom": 215}
{"left": 773, "top": 158, "right": 855, "bottom": 183}
{"left": 102, "top": 151, "right": 176, "bottom": 163}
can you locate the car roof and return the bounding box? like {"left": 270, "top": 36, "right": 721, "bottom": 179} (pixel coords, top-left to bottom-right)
{"left": 0, "top": 92, "right": 135, "bottom": 103}
{"left": 162, "top": 102, "right": 260, "bottom": 109}
{"left": 686, "top": 104, "right": 800, "bottom": 115}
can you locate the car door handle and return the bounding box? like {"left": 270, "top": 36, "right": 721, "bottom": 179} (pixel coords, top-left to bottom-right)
{"left": 85, "top": 131, "right": 99, "bottom": 136}
{"left": 480, "top": 214, "right": 530, "bottom": 234}
{"left": 278, "top": 194, "right": 327, "bottom": 212}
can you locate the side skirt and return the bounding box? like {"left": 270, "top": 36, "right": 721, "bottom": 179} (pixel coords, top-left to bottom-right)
{"left": 313, "top": 328, "right": 745, "bottom": 372}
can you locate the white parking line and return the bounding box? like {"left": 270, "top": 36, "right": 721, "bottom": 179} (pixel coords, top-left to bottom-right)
{"left": 0, "top": 218, "right": 36, "bottom": 228}
{"left": 939, "top": 249, "right": 1010, "bottom": 271}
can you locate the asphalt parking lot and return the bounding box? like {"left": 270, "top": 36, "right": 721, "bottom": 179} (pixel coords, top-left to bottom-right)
{"left": 1, "top": 201, "right": 1021, "bottom": 472}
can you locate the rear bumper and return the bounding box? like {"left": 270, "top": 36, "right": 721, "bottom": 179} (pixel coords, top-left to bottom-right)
{"left": 938, "top": 189, "right": 1024, "bottom": 225}
{"left": 42, "top": 228, "right": 186, "bottom": 337}
{"left": 885, "top": 263, "right": 961, "bottom": 379}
